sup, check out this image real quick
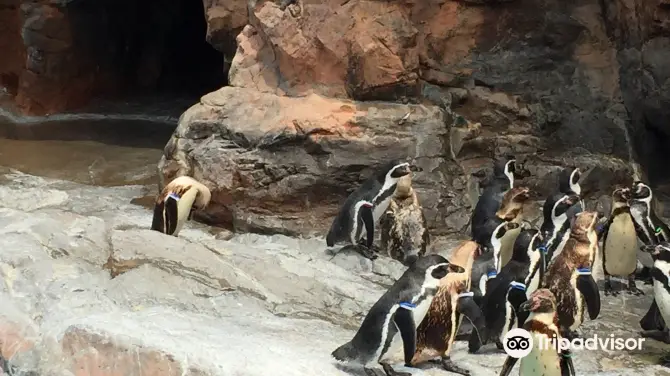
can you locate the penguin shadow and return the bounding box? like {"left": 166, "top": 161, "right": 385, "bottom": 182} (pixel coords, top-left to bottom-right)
{"left": 325, "top": 244, "right": 382, "bottom": 262}
{"left": 334, "top": 363, "right": 434, "bottom": 376}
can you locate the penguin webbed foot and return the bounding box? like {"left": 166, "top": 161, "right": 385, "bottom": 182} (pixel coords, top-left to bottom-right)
{"left": 428, "top": 356, "right": 470, "bottom": 376}
{"left": 353, "top": 243, "right": 379, "bottom": 260}
{"left": 640, "top": 330, "right": 670, "bottom": 344}
{"left": 603, "top": 279, "right": 618, "bottom": 297}
{"left": 626, "top": 278, "right": 644, "bottom": 296}
{"left": 379, "top": 362, "right": 411, "bottom": 376}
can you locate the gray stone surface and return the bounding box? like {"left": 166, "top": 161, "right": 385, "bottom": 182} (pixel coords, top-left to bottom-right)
{"left": 0, "top": 169, "right": 667, "bottom": 375}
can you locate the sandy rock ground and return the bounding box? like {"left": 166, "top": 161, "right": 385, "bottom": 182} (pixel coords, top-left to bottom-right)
{"left": 0, "top": 167, "right": 668, "bottom": 376}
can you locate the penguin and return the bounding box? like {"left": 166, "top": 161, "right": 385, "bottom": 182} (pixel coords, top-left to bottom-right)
{"left": 151, "top": 176, "right": 212, "bottom": 237}
{"left": 326, "top": 160, "right": 415, "bottom": 259}
{"left": 497, "top": 187, "right": 531, "bottom": 269}
{"left": 412, "top": 241, "right": 487, "bottom": 376}
{"left": 599, "top": 187, "right": 642, "bottom": 296}
{"left": 499, "top": 288, "right": 576, "bottom": 376}
{"left": 331, "top": 255, "right": 463, "bottom": 376}
{"left": 471, "top": 221, "right": 522, "bottom": 299}
{"left": 539, "top": 193, "right": 581, "bottom": 263}
{"left": 630, "top": 181, "right": 670, "bottom": 245}
{"left": 542, "top": 211, "right": 601, "bottom": 339}
{"left": 471, "top": 156, "right": 523, "bottom": 239}
{"left": 473, "top": 186, "right": 530, "bottom": 272}
{"left": 380, "top": 173, "right": 430, "bottom": 265}
{"left": 469, "top": 228, "right": 544, "bottom": 353}
{"left": 639, "top": 243, "right": 670, "bottom": 357}
{"left": 631, "top": 181, "right": 670, "bottom": 333}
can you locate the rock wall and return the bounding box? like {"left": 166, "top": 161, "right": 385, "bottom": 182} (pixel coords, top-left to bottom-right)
{"left": 2, "top": 0, "right": 668, "bottom": 236}
{"left": 159, "top": 0, "right": 653, "bottom": 236}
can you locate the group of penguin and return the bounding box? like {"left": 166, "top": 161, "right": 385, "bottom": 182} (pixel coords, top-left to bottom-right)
{"left": 148, "top": 158, "right": 670, "bottom": 376}
{"left": 318, "top": 157, "right": 670, "bottom": 376}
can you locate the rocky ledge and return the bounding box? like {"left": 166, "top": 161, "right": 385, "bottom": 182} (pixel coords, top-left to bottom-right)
{"left": 0, "top": 169, "right": 667, "bottom": 376}
{"left": 157, "top": 86, "right": 635, "bottom": 237}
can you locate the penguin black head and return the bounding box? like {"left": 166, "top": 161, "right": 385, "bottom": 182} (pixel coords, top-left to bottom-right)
{"left": 409, "top": 254, "right": 464, "bottom": 281}
{"left": 558, "top": 167, "right": 581, "bottom": 196}
{"left": 640, "top": 242, "right": 670, "bottom": 263}
{"left": 511, "top": 228, "right": 541, "bottom": 263}
{"left": 519, "top": 288, "right": 557, "bottom": 313}
{"left": 632, "top": 181, "right": 652, "bottom": 203}
{"left": 612, "top": 187, "right": 631, "bottom": 204}
{"left": 492, "top": 156, "right": 517, "bottom": 185}
{"left": 551, "top": 194, "right": 580, "bottom": 220}
{"left": 376, "top": 160, "right": 414, "bottom": 183}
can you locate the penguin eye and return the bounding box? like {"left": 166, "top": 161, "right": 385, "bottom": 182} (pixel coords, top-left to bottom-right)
{"left": 431, "top": 265, "right": 448, "bottom": 279}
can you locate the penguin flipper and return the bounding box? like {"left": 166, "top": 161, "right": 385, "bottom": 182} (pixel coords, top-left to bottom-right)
{"left": 393, "top": 306, "right": 416, "bottom": 366}
{"left": 640, "top": 299, "right": 667, "bottom": 331}
{"left": 507, "top": 287, "right": 528, "bottom": 327}
{"left": 499, "top": 356, "right": 518, "bottom": 376}
{"left": 151, "top": 200, "right": 165, "bottom": 232}
{"left": 576, "top": 274, "right": 601, "bottom": 320}
{"left": 361, "top": 205, "right": 375, "bottom": 249}
{"left": 163, "top": 196, "right": 179, "bottom": 235}
{"left": 560, "top": 350, "right": 576, "bottom": 376}
{"left": 457, "top": 295, "right": 488, "bottom": 345}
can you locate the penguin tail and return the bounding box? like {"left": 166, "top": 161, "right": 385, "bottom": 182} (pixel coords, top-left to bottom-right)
{"left": 331, "top": 341, "right": 356, "bottom": 362}
{"left": 326, "top": 230, "right": 336, "bottom": 247}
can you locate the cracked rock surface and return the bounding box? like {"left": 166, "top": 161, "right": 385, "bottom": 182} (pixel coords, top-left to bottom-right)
{"left": 0, "top": 168, "right": 668, "bottom": 376}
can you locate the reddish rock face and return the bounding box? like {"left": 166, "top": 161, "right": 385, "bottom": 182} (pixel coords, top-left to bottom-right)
{"left": 0, "top": 0, "right": 23, "bottom": 96}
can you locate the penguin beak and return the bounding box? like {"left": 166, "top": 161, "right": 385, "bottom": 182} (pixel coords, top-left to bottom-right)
{"left": 519, "top": 300, "right": 532, "bottom": 312}
{"left": 640, "top": 244, "right": 661, "bottom": 255}
{"left": 409, "top": 164, "right": 422, "bottom": 172}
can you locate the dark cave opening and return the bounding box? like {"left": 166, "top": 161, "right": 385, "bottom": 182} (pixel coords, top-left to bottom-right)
{"left": 67, "top": 0, "right": 228, "bottom": 104}
{"left": 642, "top": 120, "right": 670, "bottom": 186}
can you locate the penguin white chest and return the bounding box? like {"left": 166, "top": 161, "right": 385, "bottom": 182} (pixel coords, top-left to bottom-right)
{"left": 603, "top": 214, "right": 638, "bottom": 276}
{"left": 653, "top": 262, "right": 670, "bottom": 324}
{"left": 373, "top": 196, "right": 393, "bottom": 223}
{"left": 411, "top": 297, "right": 434, "bottom": 326}
{"left": 520, "top": 333, "right": 562, "bottom": 376}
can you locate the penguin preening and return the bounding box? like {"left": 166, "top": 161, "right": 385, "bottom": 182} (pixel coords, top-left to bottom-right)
{"left": 470, "top": 227, "right": 544, "bottom": 354}
{"left": 497, "top": 186, "right": 531, "bottom": 270}
{"left": 326, "top": 160, "right": 415, "bottom": 259}
{"left": 600, "top": 187, "right": 642, "bottom": 296}
{"left": 412, "top": 241, "right": 487, "bottom": 376}
{"left": 380, "top": 173, "right": 430, "bottom": 265}
{"left": 331, "top": 255, "right": 463, "bottom": 376}
{"left": 542, "top": 211, "right": 601, "bottom": 340}
{"left": 539, "top": 193, "right": 581, "bottom": 263}
{"left": 473, "top": 186, "right": 530, "bottom": 270}
{"left": 471, "top": 156, "right": 529, "bottom": 239}
{"left": 499, "top": 288, "right": 576, "bottom": 376}
{"left": 470, "top": 186, "right": 529, "bottom": 300}
{"left": 639, "top": 242, "right": 670, "bottom": 359}
{"left": 150, "top": 176, "right": 212, "bottom": 237}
